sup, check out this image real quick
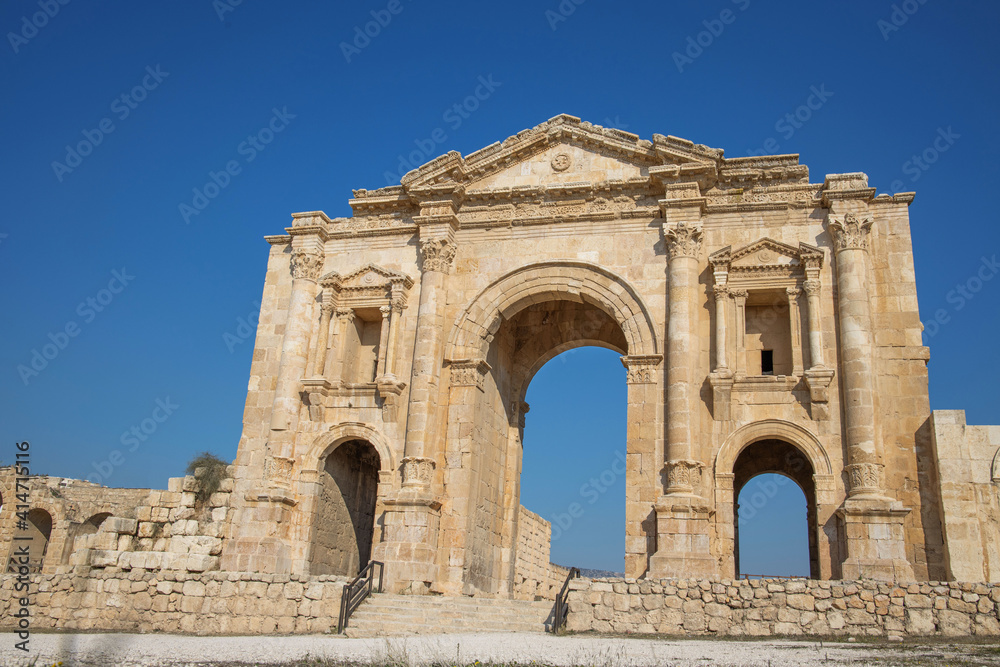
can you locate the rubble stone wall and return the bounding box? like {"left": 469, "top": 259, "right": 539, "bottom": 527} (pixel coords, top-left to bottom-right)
{"left": 0, "top": 568, "right": 347, "bottom": 635}
{"left": 565, "top": 577, "right": 1000, "bottom": 638}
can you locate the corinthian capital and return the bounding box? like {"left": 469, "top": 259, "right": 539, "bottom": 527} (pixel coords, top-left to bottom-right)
{"left": 290, "top": 248, "right": 324, "bottom": 281}
{"left": 419, "top": 237, "right": 456, "bottom": 273}
{"left": 828, "top": 213, "right": 874, "bottom": 253}
{"left": 665, "top": 222, "right": 703, "bottom": 260}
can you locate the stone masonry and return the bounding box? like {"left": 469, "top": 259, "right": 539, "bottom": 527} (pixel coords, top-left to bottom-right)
{"left": 3, "top": 115, "right": 1000, "bottom": 636}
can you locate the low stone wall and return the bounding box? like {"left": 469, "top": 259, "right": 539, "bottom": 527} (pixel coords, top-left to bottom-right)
{"left": 566, "top": 578, "right": 1000, "bottom": 638}
{"left": 513, "top": 506, "right": 567, "bottom": 601}
{"left": 1, "top": 567, "right": 347, "bottom": 635}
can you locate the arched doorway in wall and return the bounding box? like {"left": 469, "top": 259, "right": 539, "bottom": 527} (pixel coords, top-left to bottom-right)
{"left": 62, "top": 512, "right": 113, "bottom": 564}
{"left": 9, "top": 508, "right": 52, "bottom": 573}
{"left": 520, "top": 345, "right": 627, "bottom": 575}
{"left": 733, "top": 440, "right": 818, "bottom": 579}
{"left": 309, "top": 439, "right": 381, "bottom": 576}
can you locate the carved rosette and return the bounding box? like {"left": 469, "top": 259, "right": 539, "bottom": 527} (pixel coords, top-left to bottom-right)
{"left": 828, "top": 213, "right": 874, "bottom": 253}
{"left": 665, "top": 222, "right": 704, "bottom": 259}
{"left": 846, "top": 462, "right": 884, "bottom": 496}
{"left": 419, "top": 237, "right": 457, "bottom": 274}
{"left": 664, "top": 459, "right": 703, "bottom": 494}
{"left": 621, "top": 355, "right": 663, "bottom": 385}
{"left": 449, "top": 359, "right": 491, "bottom": 390}
{"left": 290, "top": 248, "right": 323, "bottom": 281}
{"left": 401, "top": 456, "right": 435, "bottom": 487}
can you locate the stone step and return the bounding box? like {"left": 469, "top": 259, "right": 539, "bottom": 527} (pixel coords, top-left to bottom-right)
{"left": 343, "top": 593, "right": 554, "bottom": 637}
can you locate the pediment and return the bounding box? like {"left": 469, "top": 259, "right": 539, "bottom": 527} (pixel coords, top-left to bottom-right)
{"left": 396, "top": 114, "right": 723, "bottom": 192}
{"left": 710, "top": 238, "right": 824, "bottom": 273}
{"left": 339, "top": 264, "right": 412, "bottom": 288}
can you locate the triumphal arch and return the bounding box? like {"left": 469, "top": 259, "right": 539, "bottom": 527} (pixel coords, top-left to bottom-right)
{"left": 219, "top": 114, "right": 965, "bottom": 595}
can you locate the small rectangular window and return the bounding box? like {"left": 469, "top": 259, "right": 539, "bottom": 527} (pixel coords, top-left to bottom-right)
{"left": 761, "top": 350, "right": 774, "bottom": 375}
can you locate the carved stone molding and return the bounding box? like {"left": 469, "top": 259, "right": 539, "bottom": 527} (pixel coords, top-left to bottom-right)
{"left": 664, "top": 222, "right": 703, "bottom": 259}
{"left": 419, "top": 237, "right": 457, "bottom": 273}
{"left": 829, "top": 213, "right": 874, "bottom": 253}
{"left": 401, "top": 456, "right": 435, "bottom": 487}
{"left": 664, "top": 459, "right": 703, "bottom": 494}
{"left": 449, "top": 359, "right": 491, "bottom": 390}
{"left": 846, "top": 462, "right": 884, "bottom": 496}
{"left": 290, "top": 248, "right": 323, "bottom": 281}
{"left": 264, "top": 455, "right": 294, "bottom": 482}
{"left": 620, "top": 354, "right": 663, "bottom": 384}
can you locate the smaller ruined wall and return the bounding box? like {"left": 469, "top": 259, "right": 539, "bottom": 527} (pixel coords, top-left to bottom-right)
{"left": 566, "top": 577, "right": 1000, "bottom": 638}
{"left": 513, "top": 506, "right": 567, "bottom": 600}
{"left": 0, "top": 568, "right": 346, "bottom": 634}
{"left": 930, "top": 410, "right": 1000, "bottom": 581}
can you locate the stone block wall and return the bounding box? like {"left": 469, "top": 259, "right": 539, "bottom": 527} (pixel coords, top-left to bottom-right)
{"left": 0, "top": 568, "right": 346, "bottom": 635}
{"left": 565, "top": 577, "right": 1000, "bottom": 638}
{"left": 931, "top": 410, "right": 1000, "bottom": 581}
{"left": 70, "top": 467, "right": 234, "bottom": 575}
{"left": 512, "top": 506, "right": 568, "bottom": 600}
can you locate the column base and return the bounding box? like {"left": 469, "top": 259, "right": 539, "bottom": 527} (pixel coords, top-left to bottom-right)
{"left": 648, "top": 494, "right": 719, "bottom": 579}
{"left": 708, "top": 370, "right": 734, "bottom": 421}
{"left": 838, "top": 495, "right": 915, "bottom": 583}
{"left": 372, "top": 491, "right": 442, "bottom": 594}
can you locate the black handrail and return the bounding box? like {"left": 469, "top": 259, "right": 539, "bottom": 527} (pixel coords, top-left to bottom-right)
{"left": 551, "top": 567, "right": 580, "bottom": 633}
{"left": 337, "top": 560, "right": 384, "bottom": 634}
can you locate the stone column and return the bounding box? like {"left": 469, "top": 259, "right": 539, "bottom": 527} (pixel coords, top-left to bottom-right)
{"left": 329, "top": 308, "right": 355, "bottom": 382}
{"left": 373, "top": 191, "right": 460, "bottom": 594}
{"left": 383, "top": 290, "right": 405, "bottom": 379}
{"left": 786, "top": 288, "right": 804, "bottom": 377}
{"left": 307, "top": 300, "right": 335, "bottom": 379}
{"left": 713, "top": 286, "right": 729, "bottom": 372}
{"left": 829, "top": 210, "right": 913, "bottom": 582}
{"left": 732, "top": 290, "right": 748, "bottom": 378}
{"left": 376, "top": 305, "right": 391, "bottom": 378}
{"left": 266, "top": 244, "right": 323, "bottom": 466}
{"left": 650, "top": 219, "right": 717, "bottom": 579}
{"left": 803, "top": 279, "right": 825, "bottom": 370}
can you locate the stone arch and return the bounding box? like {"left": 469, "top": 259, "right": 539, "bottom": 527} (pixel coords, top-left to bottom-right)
{"left": 447, "top": 261, "right": 659, "bottom": 362}
{"left": 302, "top": 422, "right": 395, "bottom": 475}
{"left": 716, "top": 419, "right": 832, "bottom": 477}
{"left": 9, "top": 508, "right": 52, "bottom": 573}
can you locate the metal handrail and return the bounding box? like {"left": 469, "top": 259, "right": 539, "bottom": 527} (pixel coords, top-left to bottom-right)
{"left": 739, "top": 573, "right": 800, "bottom": 580}
{"left": 337, "top": 560, "right": 384, "bottom": 634}
{"left": 551, "top": 567, "right": 580, "bottom": 633}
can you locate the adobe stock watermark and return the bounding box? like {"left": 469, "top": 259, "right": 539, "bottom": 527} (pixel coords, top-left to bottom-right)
{"left": 545, "top": 0, "right": 587, "bottom": 31}
{"left": 7, "top": 0, "right": 72, "bottom": 55}
{"left": 888, "top": 126, "right": 959, "bottom": 194}
{"left": 223, "top": 302, "right": 261, "bottom": 352}
{"left": 550, "top": 450, "right": 626, "bottom": 541}
{"left": 878, "top": 0, "right": 931, "bottom": 41}
{"left": 87, "top": 396, "right": 180, "bottom": 485}
{"left": 179, "top": 107, "right": 296, "bottom": 224}
{"left": 213, "top": 0, "right": 244, "bottom": 22}
{"left": 922, "top": 254, "right": 999, "bottom": 340}
{"left": 672, "top": 0, "right": 751, "bottom": 73}
{"left": 746, "top": 85, "right": 834, "bottom": 157}
{"left": 51, "top": 65, "right": 170, "bottom": 182}
{"left": 340, "top": 0, "right": 410, "bottom": 63}
{"left": 16, "top": 268, "right": 135, "bottom": 386}
{"left": 382, "top": 75, "right": 502, "bottom": 185}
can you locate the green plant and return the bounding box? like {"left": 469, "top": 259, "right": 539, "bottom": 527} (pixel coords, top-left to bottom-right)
{"left": 185, "top": 451, "right": 229, "bottom": 508}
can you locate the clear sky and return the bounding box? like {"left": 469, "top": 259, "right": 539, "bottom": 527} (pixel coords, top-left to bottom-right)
{"left": 2, "top": 1, "right": 998, "bottom": 574}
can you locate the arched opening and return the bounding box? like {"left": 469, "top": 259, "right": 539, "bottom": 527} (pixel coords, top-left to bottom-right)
{"left": 520, "top": 346, "right": 627, "bottom": 575}
{"left": 309, "top": 439, "right": 380, "bottom": 576}
{"left": 733, "top": 440, "right": 818, "bottom": 579}
{"left": 9, "top": 509, "right": 52, "bottom": 573}
{"left": 63, "top": 512, "right": 113, "bottom": 564}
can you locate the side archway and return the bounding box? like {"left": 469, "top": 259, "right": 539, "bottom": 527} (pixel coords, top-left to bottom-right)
{"left": 716, "top": 419, "right": 832, "bottom": 478}
{"left": 302, "top": 422, "right": 395, "bottom": 475}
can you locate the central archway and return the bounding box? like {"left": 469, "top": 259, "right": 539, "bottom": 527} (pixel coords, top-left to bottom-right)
{"left": 440, "top": 261, "right": 661, "bottom": 597}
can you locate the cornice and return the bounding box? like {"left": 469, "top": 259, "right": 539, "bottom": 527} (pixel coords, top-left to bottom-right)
{"left": 265, "top": 235, "right": 291, "bottom": 245}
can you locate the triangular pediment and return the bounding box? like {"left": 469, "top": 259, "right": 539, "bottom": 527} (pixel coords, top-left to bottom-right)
{"left": 396, "top": 114, "right": 723, "bottom": 192}
{"left": 710, "top": 238, "right": 824, "bottom": 273}
{"left": 339, "top": 264, "right": 413, "bottom": 288}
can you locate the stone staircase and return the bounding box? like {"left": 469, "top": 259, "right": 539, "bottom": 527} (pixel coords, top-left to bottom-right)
{"left": 343, "top": 593, "right": 555, "bottom": 637}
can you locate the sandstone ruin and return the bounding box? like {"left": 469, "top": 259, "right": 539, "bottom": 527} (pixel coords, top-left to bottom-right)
{"left": 4, "top": 115, "right": 1000, "bottom": 636}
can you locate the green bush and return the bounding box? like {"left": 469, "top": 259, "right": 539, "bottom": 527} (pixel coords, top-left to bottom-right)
{"left": 185, "top": 451, "right": 229, "bottom": 508}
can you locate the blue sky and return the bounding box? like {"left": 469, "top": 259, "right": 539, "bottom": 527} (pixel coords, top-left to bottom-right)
{"left": 2, "top": 1, "right": 998, "bottom": 574}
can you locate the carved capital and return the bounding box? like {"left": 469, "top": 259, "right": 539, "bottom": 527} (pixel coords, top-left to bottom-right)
{"left": 713, "top": 285, "right": 731, "bottom": 301}
{"left": 449, "top": 359, "right": 491, "bottom": 390}
{"left": 664, "top": 222, "right": 703, "bottom": 260}
{"left": 730, "top": 288, "right": 748, "bottom": 302}
{"left": 290, "top": 248, "right": 323, "bottom": 281}
{"left": 379, "top": 305, "right": 392, "bottom": 319}
{"left": 419, "top": 237, "right": 456, "bottom": 273}
{"left": 664, "top": 459, "right": 703, "bottom": 494}
{"left": 828, "top": 213, "right": 874, "bottom": 253}
{"left": 846, "top": 462, "right": 884, "bottom": 496}
{"left": 785, "top": 287, "right": 801, "bottom": 300}
{"left": 620, "top": 354, "right": 662, "bottom": 384}
{"left": 401, "top": 456, "right": 435, "bottom": 487}
{"left": 335, "top": 307, "right": 355, "bottom": 323}
{"left": 802, "top": 279, "right": 821, "bottom": 297}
